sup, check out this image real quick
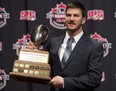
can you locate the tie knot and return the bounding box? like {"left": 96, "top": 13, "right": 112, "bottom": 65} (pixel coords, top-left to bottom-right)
{"left": 67, "top": 38, "right": 74, "bottom": 44}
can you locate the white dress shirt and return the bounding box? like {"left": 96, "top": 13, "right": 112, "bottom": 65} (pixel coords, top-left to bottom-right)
{"left": 58, "top": 31, "right": 84, "bottom": 62}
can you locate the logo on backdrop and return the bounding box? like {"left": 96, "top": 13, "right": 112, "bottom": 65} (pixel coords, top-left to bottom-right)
{"left": 46, "top": 2, "right": 66, "bottom": 29}
{"left": 13, "top": 34, "right": 30, "bottom": 55}
{"left": 90, "top": 32, "right": 112, "bottom": 57}
{"left": 20, "top": 10, "right": 36, "bottom": 21}
{"left": 87, "top": 10, "right": 104, "bottom": 21}
{"left": 0, "top": 69, "right": 9, "bottom": 90}
{"left": 0, "top": 42, "right": 2, "bottom": 51}
{"left": 0, "top": 7, "right": 10, "bottom": 28}
{"left": 101, "top": 72, "right": 105, "bottom": 82}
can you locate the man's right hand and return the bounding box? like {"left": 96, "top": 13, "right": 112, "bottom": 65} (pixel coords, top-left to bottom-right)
{"left": 25, "top": 41, "right": 38, "bottom": 50}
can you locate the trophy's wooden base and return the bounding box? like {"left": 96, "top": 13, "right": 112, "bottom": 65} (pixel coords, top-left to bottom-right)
{"left": 10, "top": 60, "right": 51, "bottom": 84}
{"left": 10, "top": 72, "right": 51, "bottom": 84}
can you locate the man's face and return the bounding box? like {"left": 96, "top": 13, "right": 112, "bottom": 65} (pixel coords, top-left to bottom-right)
{"left": 65, "top": 8, "right": 86, "bottom": 31}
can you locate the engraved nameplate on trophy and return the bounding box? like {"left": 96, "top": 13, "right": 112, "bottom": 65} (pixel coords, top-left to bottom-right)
{"left": 10, "top": 25, "right": 51, "bottom": 84}
{"left": 19, "top": 49, "right": 49, "bottom": 63}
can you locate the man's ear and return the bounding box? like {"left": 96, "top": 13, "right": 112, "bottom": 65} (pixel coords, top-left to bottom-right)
{"left": 82, "top": 17, "right": 86, "bottom": 24}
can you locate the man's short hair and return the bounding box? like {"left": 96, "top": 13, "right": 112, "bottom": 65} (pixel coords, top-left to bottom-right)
{"left": 66, "top": 1, "right": 86, "bottom": 17}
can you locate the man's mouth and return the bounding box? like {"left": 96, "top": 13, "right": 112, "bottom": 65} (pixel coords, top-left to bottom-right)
{"left": 68, "top": 23, "right": 75, "bottom": 26}
{"left": 68, "top": 22, "right": 75, "bottom": 25}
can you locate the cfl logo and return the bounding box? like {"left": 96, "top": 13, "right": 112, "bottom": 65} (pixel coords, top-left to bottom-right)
{"left": 20, "top": 10, "right": 36, "bottom": 21}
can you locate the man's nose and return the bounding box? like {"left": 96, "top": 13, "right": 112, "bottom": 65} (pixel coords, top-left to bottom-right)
{"left": 70, "top": 15, "right": 74, "bottom": 20}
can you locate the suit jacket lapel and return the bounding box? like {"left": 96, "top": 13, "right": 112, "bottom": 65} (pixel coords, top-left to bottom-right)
{"left": 62, "top": 33, "right": 88, "bottom": 70}
{"left": 51, "top": 35, "right": 65, "bottom": 71}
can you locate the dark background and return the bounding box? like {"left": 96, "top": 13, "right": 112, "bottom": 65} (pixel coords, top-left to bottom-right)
{"left": 0, "top": 0, "right": 116, "bottom": 91}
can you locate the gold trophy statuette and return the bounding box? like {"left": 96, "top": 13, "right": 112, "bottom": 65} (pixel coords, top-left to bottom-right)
{"left": 10, "top": 25, "right": 51, "bottom": 84}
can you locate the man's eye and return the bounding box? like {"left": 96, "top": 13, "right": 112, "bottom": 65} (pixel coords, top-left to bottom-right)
{"left": 74, "top": 14, "right": 80, "bottom": 17}
{"left": 66, "top": 14, "right": 80, "bottom": 17}
{"left": 66, "top": 14, "right": 71, "bottom": 17}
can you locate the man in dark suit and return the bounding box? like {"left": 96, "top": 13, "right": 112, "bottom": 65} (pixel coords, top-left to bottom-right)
{"left": 26, "top": 1, "right": 103, "bottom": 91}
{"left": 47, "top": 1, "right": 103, "bottom": 91}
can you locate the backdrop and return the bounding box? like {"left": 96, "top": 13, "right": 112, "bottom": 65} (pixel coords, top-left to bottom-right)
{"left": 0, "top": 0, "right": 116, "bottom": 91}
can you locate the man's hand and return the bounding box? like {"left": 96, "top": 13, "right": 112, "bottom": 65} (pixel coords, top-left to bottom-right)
{"left": 49, "top": 75, "right": 64, "bottom": 88}
{"left": 25, "top": 41, "right": 38, "bottom": 50}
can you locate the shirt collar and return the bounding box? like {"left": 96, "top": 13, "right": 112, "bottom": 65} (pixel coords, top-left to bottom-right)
{"left": 63, "top": 31, "right": 84, "bottom": 44}
{"left": 74, "top": 31, "right": 83, "bottom": 43}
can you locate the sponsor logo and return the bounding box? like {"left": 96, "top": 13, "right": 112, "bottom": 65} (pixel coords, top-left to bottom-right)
{"left": 0, "top": 42, "right": 2, "bottom": 51}
{"left": 13, "top": 34, "right": 30, "bottom": 55}
{"left": 46, "top": 2, "right": 66, "bottom": 29}
{"left": 0, "top": 7, "right": 10, "bottom": 28}
{"left": 0, "top": 69, "right": 9, "bottom": 90}
{"left": 87, "top": 10, "right": 104, "bottom": 20}
{"left": 20, "top": 10, "right": 36, "bottom": 21}
{"left": 90, "top": 32, "right": 112, "bottom": 57}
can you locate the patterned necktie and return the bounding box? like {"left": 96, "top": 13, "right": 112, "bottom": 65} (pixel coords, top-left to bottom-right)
{"left": 61, "top": 38, "right": 74, "bottom": 68}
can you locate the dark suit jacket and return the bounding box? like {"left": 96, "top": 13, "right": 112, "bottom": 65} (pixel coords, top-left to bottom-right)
{"left": 45, "top": 32, "right": 103, "bottom": 91}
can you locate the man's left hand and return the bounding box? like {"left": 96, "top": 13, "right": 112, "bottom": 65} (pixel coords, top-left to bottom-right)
{"left": 49, "top": 75, "right": 64, "bottom": 88}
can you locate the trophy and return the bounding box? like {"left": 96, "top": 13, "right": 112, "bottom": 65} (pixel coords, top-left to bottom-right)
{"left": 10, "top": 25, "right": 51, "bottom": 84}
